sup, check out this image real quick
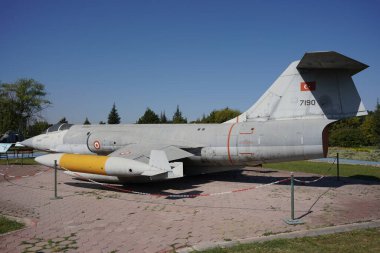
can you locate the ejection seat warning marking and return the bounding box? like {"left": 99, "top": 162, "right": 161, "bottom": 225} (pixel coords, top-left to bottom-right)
{"left": 94, "top": 141, "right": 100, "bottom": 149}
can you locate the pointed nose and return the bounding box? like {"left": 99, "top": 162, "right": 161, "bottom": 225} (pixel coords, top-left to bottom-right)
{"left": 35, "top": 153, "right": 64, "bottom": 167}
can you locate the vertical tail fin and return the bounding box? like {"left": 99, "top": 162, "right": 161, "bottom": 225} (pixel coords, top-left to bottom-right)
{"left": 227, "top": 51, "right": 368, "bottom": 123}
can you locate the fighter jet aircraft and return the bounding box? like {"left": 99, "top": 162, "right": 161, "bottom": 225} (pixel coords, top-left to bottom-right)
{"left": 22, "top": 51, "right": 368, "bottom": 183}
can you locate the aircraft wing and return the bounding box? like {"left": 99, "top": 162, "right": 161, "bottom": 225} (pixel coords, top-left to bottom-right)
{"left": 108, "top": 143, "right": 194, "bottom": 163}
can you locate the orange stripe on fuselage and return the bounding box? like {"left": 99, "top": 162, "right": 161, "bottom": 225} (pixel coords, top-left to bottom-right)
{"left": 60, "top": 154, "right": 108, "bottom": 175}
{"left": 227, "top": 123, "right": 237, "bottom": 165}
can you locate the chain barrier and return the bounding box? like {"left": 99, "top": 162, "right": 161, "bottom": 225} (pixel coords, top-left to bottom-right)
{"left": 0, "top": 166, "right": 50, "bottom": 179}
{"left": 2, "top": 157, "right": 338, "bottom": 196}
{"left": 292, "top": 157, "right": 337, "bottom": 184}
{"left": 293, "top": 175, "right": 325, "bottom": 184}
{"left": 60, "top": 167, "right": 290, "bottom": 198}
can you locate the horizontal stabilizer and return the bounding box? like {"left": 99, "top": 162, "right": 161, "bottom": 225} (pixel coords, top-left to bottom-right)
{"left": 297, "top": 51, "right": 368, "bottom": 76}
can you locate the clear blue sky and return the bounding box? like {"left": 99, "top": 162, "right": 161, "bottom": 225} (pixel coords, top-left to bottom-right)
{"left": 1, "top": 0, "right": 379, "bottom": 124}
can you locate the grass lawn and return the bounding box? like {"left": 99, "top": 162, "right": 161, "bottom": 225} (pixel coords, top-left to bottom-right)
{"left": 197, "top": 228, "right": 380, "bottom": 253}
{"left": 263, "top": 161, "right": 380, "bottom": 181}
{"left": 0, "top": 215, "right": 24, "bottom": 234}
{"left": 0, "top": 157, "right": 38, "bottom": 165}
{"left": 328, "top": 146, "right": 380, "bottom": 162}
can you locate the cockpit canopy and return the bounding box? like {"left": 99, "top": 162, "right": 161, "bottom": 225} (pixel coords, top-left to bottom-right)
{"left": 46, "top": 123, "right": 73, "bottom": 133}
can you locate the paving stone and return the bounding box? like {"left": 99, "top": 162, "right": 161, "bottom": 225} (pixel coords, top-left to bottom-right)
{"left": 1, "top": 165, "right": 380, "bottom": 252}
{"left": 34, "top": 241, "right": 46, "bottom": 247}
{"left": 24, "top": 245, "right": 44, "bottom": 252}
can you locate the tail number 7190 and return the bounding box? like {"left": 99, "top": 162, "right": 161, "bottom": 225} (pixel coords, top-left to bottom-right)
{"left": 300, "top": 99, "right": 316, "bottom": 106}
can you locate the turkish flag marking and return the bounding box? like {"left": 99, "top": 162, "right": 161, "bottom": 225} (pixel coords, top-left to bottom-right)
{"left": 300, "top": 81, "right": 316, "bottom": 91}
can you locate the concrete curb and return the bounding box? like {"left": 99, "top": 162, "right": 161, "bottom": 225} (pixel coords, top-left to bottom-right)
{"left": 176, "top": 219, "right": 380, "bottom": 253}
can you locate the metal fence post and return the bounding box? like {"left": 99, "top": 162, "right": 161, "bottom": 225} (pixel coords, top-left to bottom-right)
{"left": 337, "top": 153, "right": 340, "bottom": 181}
{"left": 51, "top": 160, "right": 62, "bottom": 200}
{"left": 290, "top": 172, "right": 295, "bottom": 220}
{"left": 284, "top": 172, "right": 304, "bottom": 225}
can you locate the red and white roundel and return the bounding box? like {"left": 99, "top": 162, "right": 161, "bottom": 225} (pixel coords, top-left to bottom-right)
{"left": 93, "top": 140, "right": 101, "bottom": 149}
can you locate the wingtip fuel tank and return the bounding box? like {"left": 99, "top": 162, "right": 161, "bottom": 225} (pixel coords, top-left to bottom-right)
{"left": 36, "top": 151, "right": 184, "bottom": 179}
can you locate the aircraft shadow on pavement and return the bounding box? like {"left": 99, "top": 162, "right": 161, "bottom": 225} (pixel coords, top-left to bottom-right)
{"left": 64, "top": 169, "right": 380, "bottom": 199}
{"left": 229, "top": 169, "right": 380, "bottom": 187}
{"left": 65, "top": 176, "right": 210, "bottom": 199}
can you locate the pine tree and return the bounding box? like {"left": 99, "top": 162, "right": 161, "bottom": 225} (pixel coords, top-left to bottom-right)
{"left": 201, "top": 113, "right": 206, "bottom": 123}
{"left": 172, "top": 105, "right": 187, "bottom": 124}
{"left": 58, "top": 117, "right": 68, "bottom": 124}
{"left": 160, "top": 111, "right": 168, "bottom": 123}
{"left": 83, "top": 117, "right": 91, "bottom": 125}
{"left": 137, "top": 108, "right": 160, "bottom": 124}
{"left": 107, "top": 103, "right": 121, "bottom": 124}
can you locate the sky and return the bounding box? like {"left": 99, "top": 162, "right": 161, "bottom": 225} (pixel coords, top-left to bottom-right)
{"left": 1, "top": 0, "right": 379, "bottom": 124}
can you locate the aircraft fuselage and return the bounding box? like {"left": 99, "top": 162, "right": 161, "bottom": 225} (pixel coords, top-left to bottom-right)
{"left": 27, "top": 118, "right": 331, "bottom": 175}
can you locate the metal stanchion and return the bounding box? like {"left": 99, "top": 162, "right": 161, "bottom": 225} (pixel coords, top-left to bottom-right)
{"left": 284, "top": 172, "right": 304, "bottom": 225}
{"left": 337, "top": 153, "right": 340, "bottom": 181}
{"left": 51, "top": 160, "right": 62, "bottom": 200}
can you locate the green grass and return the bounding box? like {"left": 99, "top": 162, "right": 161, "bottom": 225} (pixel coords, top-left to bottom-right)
{"left": 0, "top": 157, "right": 38, "bottom": 165}
{"left": 0, "top": 215, "right": 24, "bottom": 234}
{"left": 263, "top": 161, "right": 380, "bottom": 181}
{"left": 328, "top": 146, "right": 380, "bottom": 161}
{"left": 196, "top": 228, "right": 380, "bottom": 253}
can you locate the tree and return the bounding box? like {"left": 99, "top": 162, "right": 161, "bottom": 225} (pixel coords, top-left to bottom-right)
{"left": 329, "top": 128, "right": 365, "bottom": 147}
{"left": 172, "top": 105, "right": 187, "bottom": 124}
{"left": 194, "top": 107, "right": 241, "bottom": 123}
{"left": 373, "top": 103, "right": 380, "bottom": 147}
{"left": 28, "top": 121, "right": 50, "bottom": 137}
{"left": 360, "top": 112, "right": 376, "bottom": 146}
{"left": 0, "top": 88, "right": 16, "bottom": 133}
{"left": 160, "top": 111, "right": 168, "bottom": 123}
{"left": 58, "top": 117, "right": 68, "bottom": 124}
{"left": 137, "top": 108, "right": 160, "bottom": 124}
{"left": 0, "top": 79, "right": 51, "bottom": 136}
{"left": 83, "top": 117, "right": 91, "bottom": 125}
{"left": 329, "top": 116, "right": 363, "bottom": 131}
{"left": 107, "top": 103, "right": 121, "bottom": 124}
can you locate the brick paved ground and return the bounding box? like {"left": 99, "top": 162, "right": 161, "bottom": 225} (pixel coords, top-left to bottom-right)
{"left": 1, "top": 165, "right": 379, "bottom": 253}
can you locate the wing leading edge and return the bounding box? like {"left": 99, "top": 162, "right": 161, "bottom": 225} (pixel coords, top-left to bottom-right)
{"left": 108, "top": 143, "right": 194, "bottom": 162}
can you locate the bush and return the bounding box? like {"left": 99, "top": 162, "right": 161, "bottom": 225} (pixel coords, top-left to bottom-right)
{"left": 329, "top": 128, "right": 367, "bottom": 147}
